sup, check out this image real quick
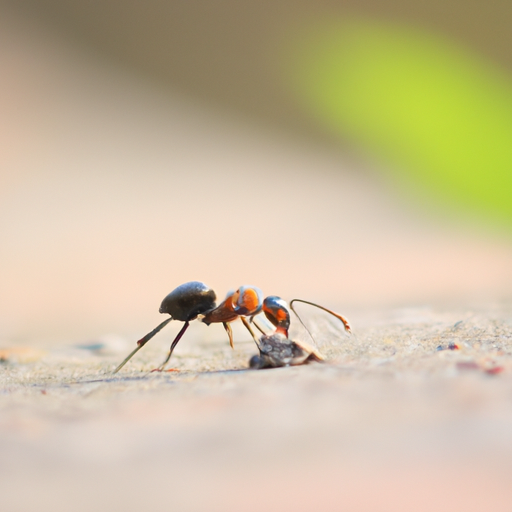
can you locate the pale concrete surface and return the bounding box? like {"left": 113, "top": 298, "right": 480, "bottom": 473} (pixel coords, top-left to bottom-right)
{"left": 2, "top": 303, "right": 512, "bottom": 512}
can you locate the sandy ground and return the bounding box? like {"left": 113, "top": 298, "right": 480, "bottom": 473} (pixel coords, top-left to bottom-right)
{"left": 2, "top": 302, "right": 512, "bottom": 512}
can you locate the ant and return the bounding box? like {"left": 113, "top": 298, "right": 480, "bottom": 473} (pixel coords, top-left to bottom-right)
{"left": 113, "top": 281, "right": 350, "bottom": 373}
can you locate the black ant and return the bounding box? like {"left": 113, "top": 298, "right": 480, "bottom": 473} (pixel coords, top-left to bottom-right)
{"left": 113, "top": 281, "right": 350, "bottom": 373}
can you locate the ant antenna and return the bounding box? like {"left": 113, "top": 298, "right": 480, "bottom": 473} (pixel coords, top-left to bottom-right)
{"left": 289, "top": 299, "right": 351, "bottom": 344}
{"left": 113, "top": 317, "right": 173, "bottom": 374}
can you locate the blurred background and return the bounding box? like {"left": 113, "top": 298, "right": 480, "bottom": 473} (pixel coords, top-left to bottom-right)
{"left": 1, "top": 0, "right": 511, "bottom": 343}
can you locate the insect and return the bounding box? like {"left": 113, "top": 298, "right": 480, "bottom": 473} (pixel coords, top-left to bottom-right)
{"left": 249, "top": 296, "right": 351, "bottom": 369}
{"left": 113, "top": 281, "right": 264, "bottom": 373}
{"left": 113, "top": 281, "right": 351, "bottom": 373}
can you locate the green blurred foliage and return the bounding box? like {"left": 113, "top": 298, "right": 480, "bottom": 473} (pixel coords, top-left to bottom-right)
{"left": 290, "top": 19, "right": 512, "bottom": 227}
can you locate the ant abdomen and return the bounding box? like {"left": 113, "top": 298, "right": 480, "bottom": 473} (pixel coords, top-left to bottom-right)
{"left": 159, "top": 281, "right": 217, "bottom": 321}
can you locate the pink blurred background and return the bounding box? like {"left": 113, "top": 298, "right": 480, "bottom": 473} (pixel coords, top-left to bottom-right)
{"left": 1, "top": 2, "right": 511, "bottom": 343}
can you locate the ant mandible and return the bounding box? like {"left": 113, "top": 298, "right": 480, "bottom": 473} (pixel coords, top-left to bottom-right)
{"left": 113, "top": 281, "right": 350, "bottom": 373}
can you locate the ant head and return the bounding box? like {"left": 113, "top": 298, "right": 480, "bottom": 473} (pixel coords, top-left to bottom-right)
{"left": 159, "top": 281, "right": 217, "bottom": 321}
{"left": 263, "top": 296, "right": 290, "bottom": 337}
{"left": 232, "top": 286, "right": 263, "bottom": 316}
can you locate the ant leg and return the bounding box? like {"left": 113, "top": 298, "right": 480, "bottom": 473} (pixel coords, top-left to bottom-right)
{"left": 113, "top": 317, "right": 173, "bottom": 373}
{"left": 223, "top": 322, "right": 234, "bottom": 349}
{"left": 250, "top": 315, "right": 268, "bottom": 335}
{"left": 241, "top": 317, "right": 260, "bottom": 345}
{"left": 154, "top": 321, "right": 190, "bottom": 371}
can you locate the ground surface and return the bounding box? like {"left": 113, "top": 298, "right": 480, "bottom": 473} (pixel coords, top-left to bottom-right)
{"left": 2, "top": 303, "right": 512, "bottom": 512}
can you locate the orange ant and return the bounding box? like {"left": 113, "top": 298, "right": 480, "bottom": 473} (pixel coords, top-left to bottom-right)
{"left": 113, "top": 281, "right": 350, "bottom": 373}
